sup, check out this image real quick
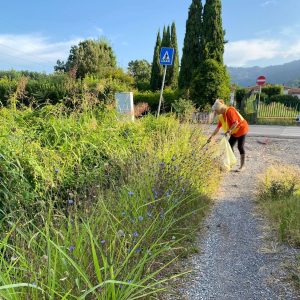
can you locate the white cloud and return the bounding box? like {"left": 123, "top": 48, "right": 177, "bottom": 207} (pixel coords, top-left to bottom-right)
{"left": 225, "top": 37, "right": 300, "bottom": 67}
{"left": 0, "top": 34, "right": 82, "bottom": 70}
{"left": 96, "top": 27, "right": 104, "bottom": 35}
{"left": 225, "top": 39, "right": 280, "bottom": 66}
{"left": 260, "top": 0, "right": 277, "bottom": 7}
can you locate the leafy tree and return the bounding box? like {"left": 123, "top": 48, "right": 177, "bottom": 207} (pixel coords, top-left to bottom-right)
{"left": 150, "top": 31, "right": 163, "bottom": 91}
{"left": 54, "top": 60, "right": 66, "bottom": 73}
{"left": 202, "top": 0, "right": 225, "bottom": 63}
{"left": 128, "top": 59, "right": 151, "bottom": 89}
{"left": 191, "top": 59, "right": 230, "bottom": 107}
{"left": 179, "top": 0, "right": 203, "bottom": 89}
{"left": 54, "top": 39, "right": 116, "bottom": 79}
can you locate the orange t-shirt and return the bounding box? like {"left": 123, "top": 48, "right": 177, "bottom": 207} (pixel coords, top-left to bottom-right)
{"left": 217, "top": 107, "right": 249, "bottom": 137}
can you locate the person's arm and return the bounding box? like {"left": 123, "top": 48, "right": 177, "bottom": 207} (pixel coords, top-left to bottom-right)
{"left": 225, "top": 121, "right": 239, "bottom": 135}
{"left": 207, "top": 126, "right": 220, "bottom": 143}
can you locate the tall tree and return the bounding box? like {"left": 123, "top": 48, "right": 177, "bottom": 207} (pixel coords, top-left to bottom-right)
{"left": 150, "top": 31, "right": 163, "bottom": 91}
{"left": 192, "top": 0, "right": 230, "bottom": 107}
{"left": 178, "top": 0, "right": 203, "bottom": 89}
{"left": 167, "top": 22, "right": 179, "bottom": 88}
{"left": 128, "top": 59, "right": 151, "bottom": 90}
{"left": 161, "top": 26, "right": 170, "bottom": 48}
{"left": 202, "top": 0, "right": 225, "bottom": 63}
{"left": 191, "top": 59, "right": 230, "bottom": 107}
{"left": 54, "top": 39, "right": 116, "bottom": 78}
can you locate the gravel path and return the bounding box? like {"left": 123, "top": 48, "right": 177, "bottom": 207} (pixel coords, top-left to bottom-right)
{"left": 169, "top": 137, "right": 300, "bottom": 300}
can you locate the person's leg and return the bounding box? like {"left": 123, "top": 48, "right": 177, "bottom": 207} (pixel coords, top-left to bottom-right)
{"left": 228, "top": 135, "right": 237, "bottom": 151}
{"left": 237, "top": 135, "right": 246, "bottom": 170}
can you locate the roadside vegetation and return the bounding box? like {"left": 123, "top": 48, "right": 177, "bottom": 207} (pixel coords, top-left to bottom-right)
{"left": 257, "top": 164, "right": 300, "bottom": 287}
{"left": 0, "top": 104, "right": 220, "bottom": 299}
{"left": 257, "top": 164, "right": 300, "bottom": 245}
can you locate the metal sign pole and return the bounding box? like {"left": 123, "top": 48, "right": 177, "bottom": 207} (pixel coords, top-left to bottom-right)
{"left": 257, "top": 85, "right": 262, "bottom": 111}
{"left": 157, "top": 65, "right": 167, "bottom": 117}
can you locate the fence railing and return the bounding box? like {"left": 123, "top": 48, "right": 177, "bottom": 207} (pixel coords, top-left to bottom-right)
{"left": 241, "top": 92, "right": 300, "bottom": 124}
{"left": 258, "top": 101, "right": 299, "bottom": 119}
{"left": 192, "top": 112, "right": 215, "bottom": 124}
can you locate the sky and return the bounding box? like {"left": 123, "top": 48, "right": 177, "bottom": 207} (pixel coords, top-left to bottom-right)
{"left": 0, "top": 0, "right": 300, "bottom": 72}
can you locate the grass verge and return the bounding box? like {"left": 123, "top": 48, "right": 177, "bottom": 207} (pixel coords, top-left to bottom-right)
{"left": 0, "top": 105, "right": 220, "bottom": 299}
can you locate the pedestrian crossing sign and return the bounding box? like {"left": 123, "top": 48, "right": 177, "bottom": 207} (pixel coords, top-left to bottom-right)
{"left": 160, "top": 47, "right": 174, "bottom": 65}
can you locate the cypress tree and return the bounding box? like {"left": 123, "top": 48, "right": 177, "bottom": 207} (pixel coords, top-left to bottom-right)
{"left": 167, "top": 22, "right": 179, "bottom": 88}
{"left": 150, "top": 31, "right": 162, "bottom": 91}
{"left": 179, "top": 0, "right": 203, "bottom": 89}
{"left": 191, "top": 0, "right": 230, "bottom": 107}
{"left": 202, "top": 0, "right": 225, "bottom": 63}
{"left": 161, "top": 26, "right": 170, "bottom": 48}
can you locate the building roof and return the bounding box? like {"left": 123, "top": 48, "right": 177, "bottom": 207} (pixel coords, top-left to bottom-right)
{"left": 288, "top": 88, "right": 300, "bottom": 95}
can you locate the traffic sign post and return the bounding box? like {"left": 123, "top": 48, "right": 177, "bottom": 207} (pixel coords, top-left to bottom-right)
{"left": 256, "top": 76, "right": 266, "bottom": 115}
{"left": 157, "top": 47, "right": 175, "bottom": 117}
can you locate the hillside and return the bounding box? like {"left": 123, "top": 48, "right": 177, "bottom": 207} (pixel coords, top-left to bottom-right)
{"left": 228, "top": 60, "right": 300, "bottom": 87}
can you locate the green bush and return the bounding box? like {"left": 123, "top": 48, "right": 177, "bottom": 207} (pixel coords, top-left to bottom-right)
{"left": 0, "top": 105, "right": 221, "bottom": 299}
{"left": 134, "top": 88, "right": 180, "bottom": 111}
{"left": 259, "top": 92, "right": 268, "bottom": 103}
{"left": 0, "top": 70, "right": 134, "bottom": 108}
{"left": 171, "top": 98, "right": 196, "bottom": 122}
{"left": 235, "top": 88, "right": 247, "bottom": 106}
{"left": 257, "top": 165, "right": 300, "bottom": 245}
{"left": 267, "top": 94, "right": 299, "bottom": 108}
{"left": 262, "top": 85, "right": 283, "bottom": 98}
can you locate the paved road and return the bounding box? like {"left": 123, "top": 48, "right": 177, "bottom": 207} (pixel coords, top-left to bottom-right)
{"left": 248, "top": 125, "right": 300, "bottom": 139}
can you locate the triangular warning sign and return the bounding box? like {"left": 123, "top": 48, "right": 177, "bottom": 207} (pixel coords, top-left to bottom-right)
{"left": 162, "top": 51, "right": 170, "bottom": 62}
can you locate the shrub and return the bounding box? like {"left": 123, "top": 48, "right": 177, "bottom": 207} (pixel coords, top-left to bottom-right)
{"left": 0, "top": 105, "right": 221, "bottom": 299}
{"left": 262, "top": 85, "right": 283, "bottom": 98}
{"left": 267, "top": 94, "right": 299, "bottom": 107}
{"left": 257, "top": 165, "right": 300, "bottom": 245}
{"left": 171, "top": 98, "right": 196, "bottom": 122}
{"left": 257, "top": 165, "right": 300, "bottom": 200}
{"left": 134, "top": 89, "right": 180, "bottom": 112}
{"left": 134, "top": 102, "right": 150, "bottom": 117}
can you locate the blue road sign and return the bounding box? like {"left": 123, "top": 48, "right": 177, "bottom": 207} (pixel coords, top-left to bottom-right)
{"left": 160, "top": 47, "right": 174, "bottom": 66}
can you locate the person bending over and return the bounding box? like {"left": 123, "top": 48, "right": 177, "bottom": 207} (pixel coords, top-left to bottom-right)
{"left": 208, "top": 99, "right": 249, "bottom": 171}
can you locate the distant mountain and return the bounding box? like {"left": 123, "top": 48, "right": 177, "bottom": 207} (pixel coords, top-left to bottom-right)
{"left": 227, "top": 60, "right": 300, "bottom": 87}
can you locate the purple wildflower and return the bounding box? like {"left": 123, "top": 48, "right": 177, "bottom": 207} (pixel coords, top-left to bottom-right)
{"left": 69, "top": 245, "right": 75, "bottom": 252}
{"left": 133, "top": 231, "right": 139, "bottom": 237}
{"left": 135, "top": 247, "right": 141, "bottom": 253}
{"left": 100, "top": 240, "right": 106, "bottom": 245}
{"left": 138, "top": 216, "right": 144, "bottom": 221}
{"left": 128, "top": 191, "right": 134, "bottom": 197}
{"left": 68, "top": 199, "right": 74, "bottom": 205}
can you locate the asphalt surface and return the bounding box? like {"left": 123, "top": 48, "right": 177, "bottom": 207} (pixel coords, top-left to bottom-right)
{"left": 248, "top": 125, "right": 300, "bottom": 139}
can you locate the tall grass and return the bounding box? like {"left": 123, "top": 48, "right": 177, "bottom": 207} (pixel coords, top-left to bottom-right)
{"left": 0, "top": 105, "right": 220, "bottom": 299}
{"left": 257, "top": 165, "right": 300, "bottom": 245}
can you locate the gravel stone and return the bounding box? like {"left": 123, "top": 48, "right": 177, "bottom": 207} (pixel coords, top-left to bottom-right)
{"left": 167, "top": 137, "right": 300, "bottom": 300}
